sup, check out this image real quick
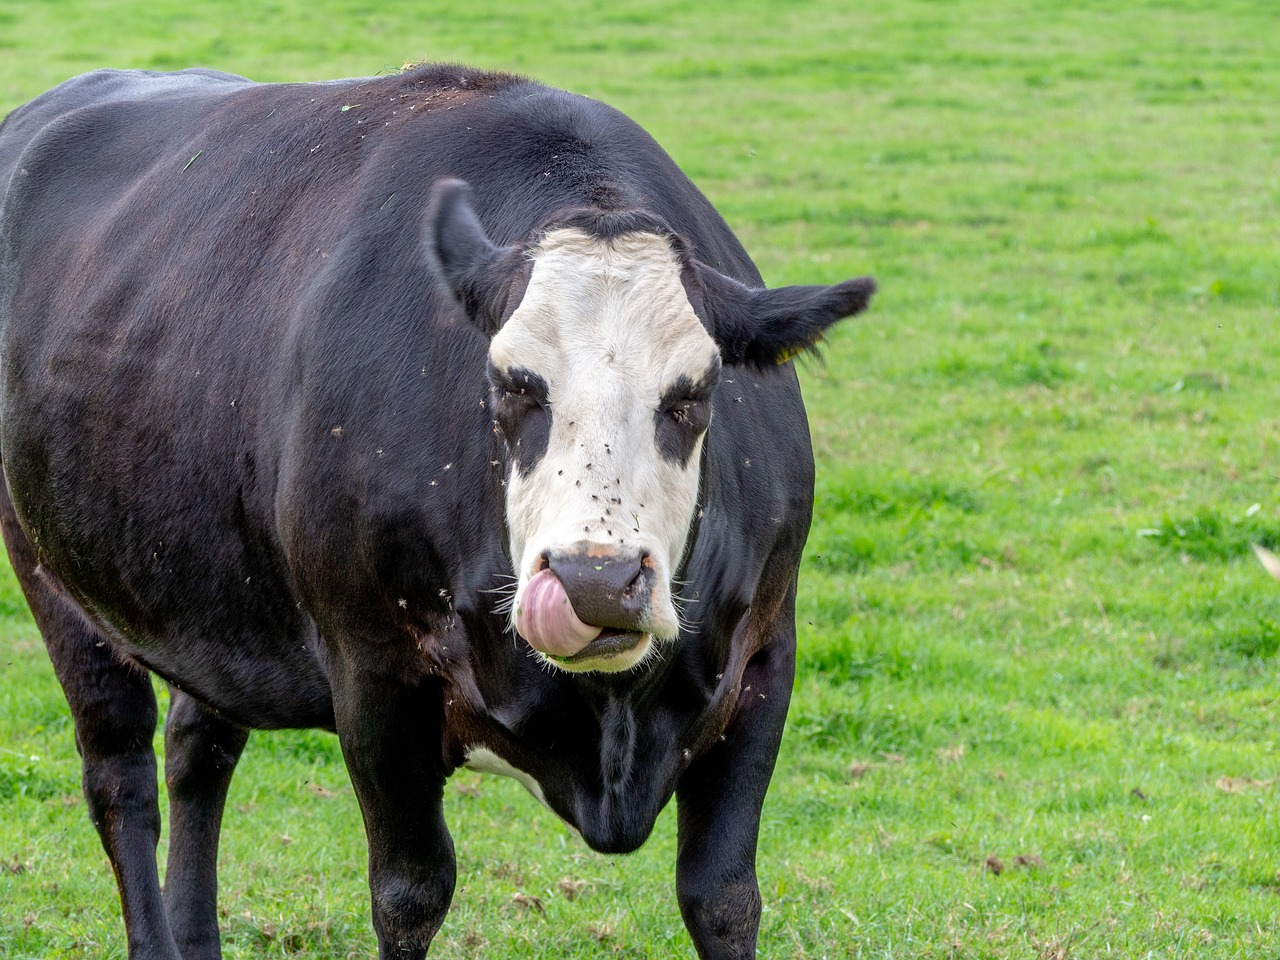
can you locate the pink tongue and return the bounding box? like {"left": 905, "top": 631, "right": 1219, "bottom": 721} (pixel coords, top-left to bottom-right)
{"left": 516, "top": 569, "right": 603, "bottom": 657}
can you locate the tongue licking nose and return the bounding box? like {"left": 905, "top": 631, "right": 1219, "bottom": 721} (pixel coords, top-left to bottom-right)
{"left": 515, "top": 568, "right": 603, "bottom": 657}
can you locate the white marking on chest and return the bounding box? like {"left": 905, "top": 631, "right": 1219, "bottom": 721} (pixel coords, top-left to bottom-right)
{"left": 463, "top": 746, "right": 551, "bottom": 810}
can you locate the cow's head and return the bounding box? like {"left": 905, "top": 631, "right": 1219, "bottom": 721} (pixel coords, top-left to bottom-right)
{"left": 425, "top": 180, "right": 874, "bottom": 673}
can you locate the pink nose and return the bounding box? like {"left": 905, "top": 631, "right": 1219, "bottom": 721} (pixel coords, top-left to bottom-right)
{"left": 515, "top": 569, "right": 602, "bottom": 657}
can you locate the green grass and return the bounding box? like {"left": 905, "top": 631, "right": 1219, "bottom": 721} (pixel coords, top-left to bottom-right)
{"left": 3, "top": 0, "right": 1280, "bottom": 956}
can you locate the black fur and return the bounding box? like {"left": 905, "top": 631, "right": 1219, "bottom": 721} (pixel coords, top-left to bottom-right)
{"left": 655, "top": 360, "right": 721, "bottom": 467}
{"left": 425, "top": 180, "right": 530, "bottom": 336}
{"left": 489, "top": 363, "right": 551, "bottom": 476}
{"left": 688, "top": 263, "right": 878, "bottom": 368}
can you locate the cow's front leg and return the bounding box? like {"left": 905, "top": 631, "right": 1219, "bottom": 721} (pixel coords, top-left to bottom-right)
{"left": 676, "top": 635, "right": 795, "bottom": 960}
{"left": 331, "top": 661, "right": 455, "bottom": 960}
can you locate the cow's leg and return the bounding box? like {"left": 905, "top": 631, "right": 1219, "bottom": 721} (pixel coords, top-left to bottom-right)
{"left": 331, "top": 660, "right": 455, "bottom": 960}
{"left": 0, "top": 494, "right": 180, "bottom": 959}
{"left": 162, "top": 689, "right": 249, "bottom": 960}
{"left": 676, "top": 628, "right": 796, "bottom": 960}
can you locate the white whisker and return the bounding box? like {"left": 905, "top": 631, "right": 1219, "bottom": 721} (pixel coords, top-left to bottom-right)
{"left": 669, "top": 581, "right": 701, "bottom": 633}
{"left": 638, "top": 640, "right": 668, "bottom": 676}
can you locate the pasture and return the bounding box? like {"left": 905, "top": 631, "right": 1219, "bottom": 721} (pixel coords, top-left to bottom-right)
{"left": 1, "top": 0, "right": 1277, "bottom": 956}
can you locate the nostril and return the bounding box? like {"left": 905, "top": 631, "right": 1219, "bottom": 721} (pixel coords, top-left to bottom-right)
{"left": 535, "top": 554, "right": 550, "bottom": 573}
{"left": 624, "top": 560, "right": 648, "bottom": 595}
{"left": 640, "top": 550, "right": 655, "bottom": 571}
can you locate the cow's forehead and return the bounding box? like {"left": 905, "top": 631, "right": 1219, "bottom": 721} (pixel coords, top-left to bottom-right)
{"left": 489, "top": 228, "right": 719, "bottom": 387}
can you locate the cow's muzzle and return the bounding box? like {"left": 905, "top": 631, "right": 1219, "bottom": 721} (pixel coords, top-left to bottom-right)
{"left": 545, "top": 545, "right": 653, "bottom": 631}
{"left": 513, "top": 544, "right": 660, "bottom": 671}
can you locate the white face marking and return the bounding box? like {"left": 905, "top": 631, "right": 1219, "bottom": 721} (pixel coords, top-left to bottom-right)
{"left": 490, "top": 228, "right": 720, "bottom": 673}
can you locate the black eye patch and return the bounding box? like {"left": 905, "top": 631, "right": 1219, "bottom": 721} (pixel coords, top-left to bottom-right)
{"left": 488, "top": 362, "right": 551, "bottom": 476}
{"left": 490, "top": 363, "right": 550, "bottom": 405}
{"left": 655, "top": 359, "right": 720, "bottom": 466}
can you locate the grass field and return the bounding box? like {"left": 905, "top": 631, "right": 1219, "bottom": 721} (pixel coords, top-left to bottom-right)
{"left": 2, "top": 0, "right": 1279, "bottom": 957}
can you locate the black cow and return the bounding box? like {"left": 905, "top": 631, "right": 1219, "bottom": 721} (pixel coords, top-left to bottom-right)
{"left": 0, "top": 64, "right": 874, "bottom": 959}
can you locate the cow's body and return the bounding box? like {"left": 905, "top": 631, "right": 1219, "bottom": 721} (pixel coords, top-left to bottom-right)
{"left": 0, "top": 65, "right": 872, "bottom": 959}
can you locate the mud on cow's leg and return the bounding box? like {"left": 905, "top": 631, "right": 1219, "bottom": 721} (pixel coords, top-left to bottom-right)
{"left": 675, "top": 636, "right": 796, "bottom": 960}
{"left": 330, "top": 655, "right": 456, "bottom": 960}
{"left": 0, "top": 488, "right": 180, "bottom": 960}
{"left": 162, "top": 689, "right": 249, "bottom": 960}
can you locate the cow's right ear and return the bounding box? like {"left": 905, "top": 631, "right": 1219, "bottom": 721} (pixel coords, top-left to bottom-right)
{"left": 424, "top": 179, "right": 528, "bottom": 337}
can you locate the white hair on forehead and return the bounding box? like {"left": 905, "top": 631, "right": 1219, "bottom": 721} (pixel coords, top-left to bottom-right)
{"left": 540, "top": 226, "right": 675, "bottom": 263}
{"left": 525, "top": 230, "right": 683, "bottom": 309}
{"left": 490, "top": 227, "right": 715, "bottom": 389}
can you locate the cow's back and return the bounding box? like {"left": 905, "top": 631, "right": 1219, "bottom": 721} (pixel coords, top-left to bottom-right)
{"left": 0, "top": 68, "right": 250, "bottom": 195}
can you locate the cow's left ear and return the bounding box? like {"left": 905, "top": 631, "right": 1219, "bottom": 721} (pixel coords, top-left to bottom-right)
{"left": 424, "top": 179, "right": 529, "bottom": 337}
{"left": 689, "top": 260, "right": 876, "bottom": 367}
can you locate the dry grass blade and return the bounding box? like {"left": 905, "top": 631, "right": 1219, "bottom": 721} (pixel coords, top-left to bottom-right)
{"left": 1252, "top": 544, "right": 1280, "bottom": 582}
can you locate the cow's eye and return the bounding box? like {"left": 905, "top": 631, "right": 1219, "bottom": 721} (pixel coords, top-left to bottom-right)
{"left": 655, "top": 389, "right": 712, "bottom": 465}
{"left": 663, "top": 394, "right": 711, "bottom": 433}
{"left": 489, "top": 364, "right": 550, "bottom": 411}
{"left": 493, "top": 385, "right": 547, "bottom": 445}
{"left": 497, "top": 384, "right": 545, "bottom": 409}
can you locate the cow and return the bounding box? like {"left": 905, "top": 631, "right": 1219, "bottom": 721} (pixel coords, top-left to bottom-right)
{"left": 0, "top": 63, "right": 874, "bottom": 959}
